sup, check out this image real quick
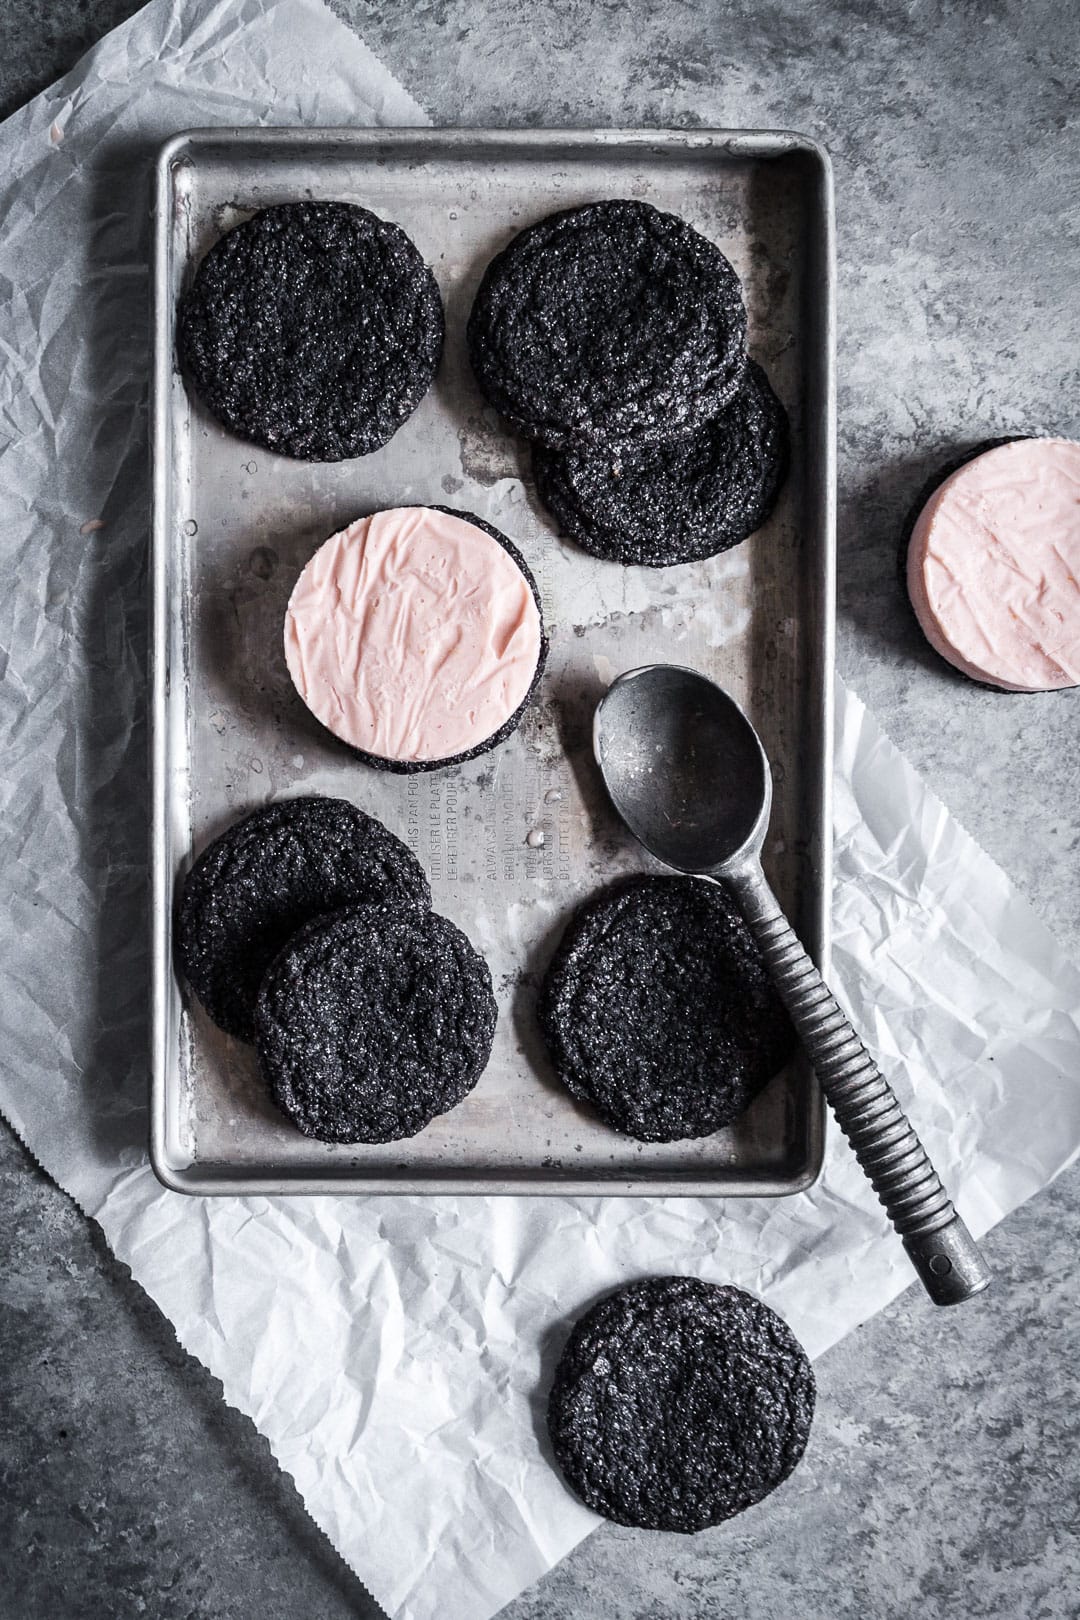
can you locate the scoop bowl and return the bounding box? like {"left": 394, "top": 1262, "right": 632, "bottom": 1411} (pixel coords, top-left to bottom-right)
{"left": 594, "top": 663, "right": 991, "bottom": 1308}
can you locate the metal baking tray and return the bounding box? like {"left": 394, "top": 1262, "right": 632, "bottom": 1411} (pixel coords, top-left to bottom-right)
{"left": 150, "top": 127, "right": 834, "bottom": 1197}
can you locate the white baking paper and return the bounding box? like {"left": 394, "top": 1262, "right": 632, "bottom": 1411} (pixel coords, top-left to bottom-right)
{"left": 1, "top": 4, "right": 1079, "bottom": 1619}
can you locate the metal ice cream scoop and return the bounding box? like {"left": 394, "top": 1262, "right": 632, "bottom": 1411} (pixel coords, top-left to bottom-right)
{"left": 594, "top": 662, "right": 991, "bottom": 1307}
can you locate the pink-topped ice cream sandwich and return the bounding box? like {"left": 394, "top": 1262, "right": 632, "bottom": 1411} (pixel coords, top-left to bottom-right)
{"left": 906, "top": 437, "right": 1080, "bottom": 692}
{"left": 284, "top": 506, "right": 548, "bottom": 771}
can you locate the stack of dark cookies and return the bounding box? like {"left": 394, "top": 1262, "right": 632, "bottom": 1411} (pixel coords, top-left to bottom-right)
{"left": 467, "top": 197, "right": 788, "bottom": 567}
{"left": 176, "top": 798, "right": 496, "bottom": 1144}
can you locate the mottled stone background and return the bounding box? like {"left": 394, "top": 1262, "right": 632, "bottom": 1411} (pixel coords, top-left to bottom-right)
{"left": 1, "top": 2, "right": 1078, "bottom": 1616}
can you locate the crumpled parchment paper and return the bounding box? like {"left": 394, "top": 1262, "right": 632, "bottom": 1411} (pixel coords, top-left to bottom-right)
{"left": 1, "top": 3, "right": 1079, "bottom": 1619}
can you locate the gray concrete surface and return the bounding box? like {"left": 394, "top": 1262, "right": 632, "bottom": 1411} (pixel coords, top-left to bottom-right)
{"left": 2, "top": 1, "right": 1079, "bottom": 1617}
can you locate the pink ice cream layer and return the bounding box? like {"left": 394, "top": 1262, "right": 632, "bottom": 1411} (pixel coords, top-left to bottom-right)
{"left": 906, "top": 438, "right": 1080, "bottom": 693}
{"left": 284, "top": 507, "right": 543, "bottom": 763}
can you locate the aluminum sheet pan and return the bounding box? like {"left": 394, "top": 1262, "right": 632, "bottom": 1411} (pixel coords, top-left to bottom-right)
{"left": 150, "top": 127, "right": 835, "bottom": 1196}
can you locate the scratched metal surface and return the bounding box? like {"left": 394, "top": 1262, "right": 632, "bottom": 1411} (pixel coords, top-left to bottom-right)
{"left": 149, "top": 127, "right": 834, "bottom": 1194}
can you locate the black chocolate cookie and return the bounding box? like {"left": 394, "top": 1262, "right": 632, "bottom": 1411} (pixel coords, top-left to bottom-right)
{"left": 548, "top": 1277, "right": 815, "bottom": 1532}
{"left": 254, "top": 904, "right": 497, "bottom": 1143}
{"left": 467, "top": 199, "right": 747, "bottom": 450}
{"left": 539, "top": 876, "right": 795, "bottom": 1142}
{"left": 534, "top": 360, "right": 789, "bottom": 566}
{"left": 176, "top": 797, "right": 431, "bottom": 1042}
{"left": 178, "top": 202, "right": 444, "bottom": 461}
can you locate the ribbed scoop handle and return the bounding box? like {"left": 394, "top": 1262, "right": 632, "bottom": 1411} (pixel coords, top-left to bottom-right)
{"left": 724, "top": 865, "right": 992, "bottom": 1307}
